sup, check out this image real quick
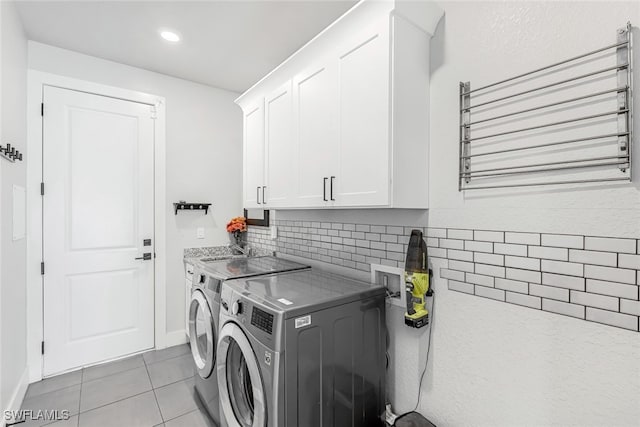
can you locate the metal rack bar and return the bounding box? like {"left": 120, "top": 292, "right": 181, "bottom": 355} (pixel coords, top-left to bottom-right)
{"left": 461, "top": 40, "right": 629, "bottom": 96}
{"left": 459, "top": 24, "right": 633, "bottom": 191}
{"left": 465, "top": 109, "right": 627, "bottom": 142}
{"left": 462, "top": 132, "right": 627, "bottom": 159}
{"left": 460, "top": 155, "right": 629, "bottom": 178}
{"left": 465, "top": 86, "right": 627, "bottom": 127}
{"left": 461, "top": 64, "right": 628, "bottom": 112}
{"left": 463, "top": 177, "right": 630, "bottom": 191}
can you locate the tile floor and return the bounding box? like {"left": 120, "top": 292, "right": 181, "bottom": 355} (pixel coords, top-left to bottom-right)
{"left": 19, "top": 344, "right": 215, "bottom": 427}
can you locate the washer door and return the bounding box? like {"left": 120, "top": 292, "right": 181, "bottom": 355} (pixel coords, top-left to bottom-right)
{"left": 189, "top": 290, "right": 215, "bottom": 378}
{"left": 217, "top": 322, "right": 266, "bottom": 427}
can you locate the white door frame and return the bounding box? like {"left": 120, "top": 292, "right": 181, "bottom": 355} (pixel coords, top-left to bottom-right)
{"left": 26, "top": 70, "right": 167, "bottom": 382}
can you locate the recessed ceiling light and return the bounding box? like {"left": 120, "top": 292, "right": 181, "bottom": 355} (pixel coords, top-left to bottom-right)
{"left": 160, "top": 30, "right": 180, "bottom": 43}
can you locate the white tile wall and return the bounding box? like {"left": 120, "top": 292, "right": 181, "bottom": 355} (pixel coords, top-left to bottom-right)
{"left": 248, "top": 222, "right": 640, "bottom": 332}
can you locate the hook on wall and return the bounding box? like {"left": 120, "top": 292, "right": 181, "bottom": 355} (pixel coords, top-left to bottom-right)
{"left": 0, "top": 143, "right": 23, "bottom": 163}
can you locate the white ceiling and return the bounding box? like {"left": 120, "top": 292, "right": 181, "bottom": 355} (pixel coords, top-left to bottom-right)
{"left": 15, "top": 0, "right": 357, "bottom": 93}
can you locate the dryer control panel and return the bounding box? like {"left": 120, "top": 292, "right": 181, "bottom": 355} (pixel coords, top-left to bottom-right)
{"left": 251, "top": 307, "right": 274, "bottom": 335}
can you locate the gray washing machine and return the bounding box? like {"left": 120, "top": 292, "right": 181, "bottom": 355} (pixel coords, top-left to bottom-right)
{"left": 217, "top": 269, "right": 386, "bottom": 427}
{"left": 188, "top": 256, "right": 309, "bottom": 425}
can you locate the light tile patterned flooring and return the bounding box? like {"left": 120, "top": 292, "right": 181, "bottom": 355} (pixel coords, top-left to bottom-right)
{"left": 19, "top": 344, "right": 214, "bottom": 427}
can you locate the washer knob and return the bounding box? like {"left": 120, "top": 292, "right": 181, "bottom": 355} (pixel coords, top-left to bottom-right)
{"left": 231, "top": 300, "right": 242, "bottom": 315}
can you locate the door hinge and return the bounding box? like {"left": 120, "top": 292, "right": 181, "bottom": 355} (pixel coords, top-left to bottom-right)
{"left": 41, "top": 341, "right": 45, "bottom": 355}
{"left": 41, "top": 262, "right": 45, "bottom": 275}
{"left": 40, "top": 182, "right": 45, "bottom": 196}
{"left": 41, "top": 103, "right": 44, "bottom": 117}
{"left": 150, "top": 105, "right": 157, "bottom": 119}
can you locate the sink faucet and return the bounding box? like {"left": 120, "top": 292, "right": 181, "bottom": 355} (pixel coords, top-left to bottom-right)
{"left": 229, "top": 243, "right": 252, "bottom": 256}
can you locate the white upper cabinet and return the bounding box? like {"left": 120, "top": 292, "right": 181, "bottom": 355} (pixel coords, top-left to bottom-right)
{"left": 236, "top": 0, "right": 444, "bottom": 209}
{"left": 265, "top": 80, "right": 295, "bottom": 207}
{"left": 334, "top": 18, "right": 390, "bottom": 207}
{"left": 242, "top": 99, "right": 265, "bottom": 208}
{"left": 294, "top": 61, "right": 338, "bottom": 207}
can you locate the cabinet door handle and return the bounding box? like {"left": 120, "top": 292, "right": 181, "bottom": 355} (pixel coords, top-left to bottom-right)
{"left": 262, "top": 186, "right": 267, "bottom": 204}
{"left": 330, "top": 176, "right": 335, "bottom": 201}
{"left": 323, "top": 177, "right": 328, "bottom": 201}
{"left": 257, "top": 186, "right": 261, "bottom": 204}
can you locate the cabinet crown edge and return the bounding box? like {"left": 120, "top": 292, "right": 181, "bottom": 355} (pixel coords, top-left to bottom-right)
{"left": 235, "top": 0, "right": 444, "bottom": 109}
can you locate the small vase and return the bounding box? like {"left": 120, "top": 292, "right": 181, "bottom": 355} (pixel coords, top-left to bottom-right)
{"left": 228, "top": 231, "right": 246, "bottom": 254}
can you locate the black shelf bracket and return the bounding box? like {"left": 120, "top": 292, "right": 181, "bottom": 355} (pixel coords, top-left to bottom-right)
{"left": 173, "top": 202, "right": 212, "bottom": 215}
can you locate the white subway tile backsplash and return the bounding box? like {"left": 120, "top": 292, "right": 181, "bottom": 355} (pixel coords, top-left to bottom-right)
{"left": 505, "top": 232, "right": 540, "bottom": 246}
{"left": 464, "top": 240, "right": 493, "bottom": 253}
{"left": 619, "top": 254, "right": 640, "bottom": 270}
{"left": 541, "top": 260, "right": 584, "bottom": 277}
{"left": 530, "top": 284, "right": 569, "bottom": 302}
{"left": 448, "top": 229, "right": 473, "bottom": 240}
{"left": 466, "top": 273, "right": 495, "bottom": 287}
{"left": 249, "top": 221, "right": 639, "bottom": 333}
{"left": 449, "top": 280, "right": 474, "bottom": 294}
{"left": 541, "top": 273, "right": 585, "bottom": 291}
{"left": 584, "top": 237, "right": 636, "bottom": 254}
{"left": 570, "top": 291, "right": 618, "bottom": 311}
{"left": 474, "top": 252, "right": 504, "bottom": 266}
{"left": 475, "top": 286, "right": 505, "bottom": 301}
{"left": 586, "top": 279, "right": 638, "bottom": 300}
{"left": 542, "top": 299, "right": 585, "bottom": 319}
{"left": 586, "top": 308, "right": 638, "bottom": 331}
{"left": 528, "top": 246, "right": 569, "bottom": 261}
{"left": 426, "top": 228, "right": 447, "bottom": 238}
{"left": 569, "top": 250, "right": 617, "bottom": 267}
{"left": 506, "top": 268, "right": 541, "bottom": 284}
{"left": 541, "top": 234, "right": 583, "bottom": 249}
{"left": 448, "top": 260, "right": 475, "bottom": 273}
{"left": 495, "top": 278, "right": 528, "bottom": 294}
{"left": 620, "top": 299, "right": 640, "bottom": 316}
{"left": 504, "top": 255, "right": 540, "bottom": 271}
{"left": 506, "top": 292, "right": 542, "bottom": 309}
{"left": 440, "top": 239, "right": 464, "bottom": 250}
{"left": 448, "top": 249, "right": 474, "bottom": 262}
{"left": 494, "top": 243, "right": 527, "bottom": 257}
{"left": 441, "top": 268, "right": 465, "bottom": 282}
{"left": 584, "top": 264, "right": 636, "bottom": 285}
{"left": 426, "top": 237, "right": 439, "bottom": 248}
{"left": 429, "top": 248, "right": 447, "bottom": 258}
{"left": 476, "top": 263, "right": 506, "bottom": 278}
{"left": 474, "top": 230, "right": 504, "bottom": 242}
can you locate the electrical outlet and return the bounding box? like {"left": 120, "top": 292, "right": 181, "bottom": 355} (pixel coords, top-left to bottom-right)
{"left": 270, "top": 226, "right": 278, "bottom": 240}
{"left": 371, "top": 264, "right": 405, "bottom": 308}
{"left": 196, "top": 227, "right": 205, "bottom": 239}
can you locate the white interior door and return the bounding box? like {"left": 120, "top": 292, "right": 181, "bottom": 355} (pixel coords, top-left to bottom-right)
{"left": 43, "top": 86, "right": 155, "bottom": 376}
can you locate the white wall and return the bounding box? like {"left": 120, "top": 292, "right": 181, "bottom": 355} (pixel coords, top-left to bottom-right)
{"left": 420, "top": 2, "right": 640, "bottom": 425}
{"left": 27, "top": 42, "right": 243, "bottom": 337}
{"left": 0, "top": 0, "right": 29, "bottom": 417}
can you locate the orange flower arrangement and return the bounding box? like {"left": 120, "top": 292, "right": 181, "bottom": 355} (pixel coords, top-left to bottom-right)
{"left": 226, "top": 216, "right": 247, "bottom": 233}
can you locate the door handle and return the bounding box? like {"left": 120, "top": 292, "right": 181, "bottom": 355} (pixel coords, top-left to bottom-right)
{"left": 330, "top": 176, "right": 335, "bottom": 201}
{"left": 262, "top": 186, "right": 267, "bottom": 204}
{"left": 135, "top": 253, "right": 152, "bottom": 261}
{"left": 323, "top": 177, "right": 328, "bottom": 201}
{"left": 256, "top": 186, "right": 261, "bottom": 204}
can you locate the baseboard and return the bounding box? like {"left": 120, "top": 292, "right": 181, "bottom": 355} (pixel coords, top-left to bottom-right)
{"left": 2, "top": 367, "right": 29, "bottom": 427}
{"left": 164, "top": 329, "right": 188, "bottom": 348}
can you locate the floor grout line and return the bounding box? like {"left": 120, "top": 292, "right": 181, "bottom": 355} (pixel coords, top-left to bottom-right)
{"left": 144, "top": 357, "right": 165, "bottom": 423}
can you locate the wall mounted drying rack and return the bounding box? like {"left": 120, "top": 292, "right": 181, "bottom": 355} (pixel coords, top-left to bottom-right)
{"left": 0, "top": 143, "right": 23, "bottom": 162}
{"left": 459, "top": 23, "right": 633, "bottom": 191}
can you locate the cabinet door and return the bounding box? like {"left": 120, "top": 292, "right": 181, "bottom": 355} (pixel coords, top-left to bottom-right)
{"left": 243, "top": 99, "right": 265, "bottom": 208}
{"left": 333, "top": 23, "right": 390, "bottom": 207}
{"left": 265, "top": 81, "right": 295, "bottom": 207}
{"left": 293, "top": 61, "right": 338, "bottom": 207}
